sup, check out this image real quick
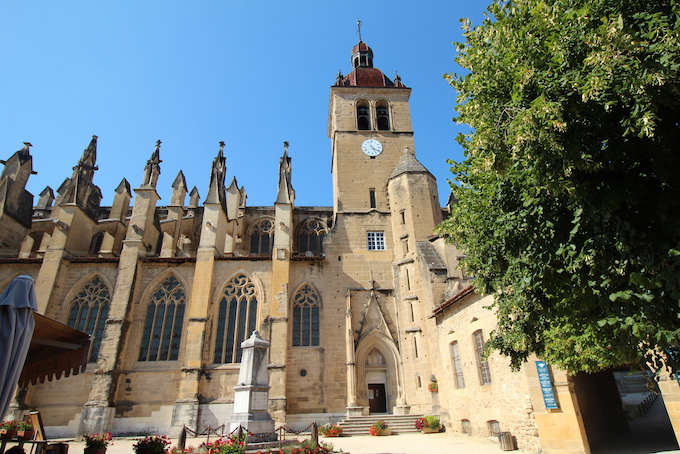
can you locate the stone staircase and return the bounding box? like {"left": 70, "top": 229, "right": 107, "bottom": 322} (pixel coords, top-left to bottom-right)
{"left": 337, "top": 414, "right": 423, "bottom": 436}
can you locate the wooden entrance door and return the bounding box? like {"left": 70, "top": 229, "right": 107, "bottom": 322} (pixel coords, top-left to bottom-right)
{"left": 368, "top": 383, "right": 387, "bottom": 413}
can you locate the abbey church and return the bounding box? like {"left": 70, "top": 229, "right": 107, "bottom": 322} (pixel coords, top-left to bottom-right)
{"left": 2, "top": 40, "right": 678, "bottom": 454}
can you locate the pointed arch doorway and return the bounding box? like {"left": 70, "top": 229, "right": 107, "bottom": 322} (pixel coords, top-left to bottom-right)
{"left": 366, "top": 348, "right": 388, "bottom": 413}
{"left": 352, "top": 332, "right": 405, "bottom": 415}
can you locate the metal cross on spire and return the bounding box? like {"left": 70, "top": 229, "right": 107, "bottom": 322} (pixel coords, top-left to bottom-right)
{"left": 357, "top": 18, "right": 362, "bottom": 42}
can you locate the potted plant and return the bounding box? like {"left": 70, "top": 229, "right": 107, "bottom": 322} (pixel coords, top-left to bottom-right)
{"left": 0, "top": 421, "right": 19, "bottom": 439}
{"left": 83, "top": 432, "right": 113, "bottom": 454}
{"left": 427, "top": 381, "right": 438, "bottom": 392}
{"left": 368, "top": 420, "right": 391, "bottom": 436}
{"left": 17, "top": 420, "right": 34, "bottom": 440}
{"left": 133, "top": 435, "right": 172, "bottom": 454}
{"left": 415, "top": 416, "right": 441, "bottom": 433}
{"left": 319, "top": 423, "right": 343, "bottom": 437}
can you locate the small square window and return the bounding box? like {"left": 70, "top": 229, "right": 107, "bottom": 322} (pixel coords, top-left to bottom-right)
{"left": 367, "top": 231, "right": 385, "bottom": 251}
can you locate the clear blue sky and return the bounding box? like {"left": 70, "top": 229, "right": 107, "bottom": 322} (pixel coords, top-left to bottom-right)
{"left": 0, "top": 1, "right": 490, "bottom": 207}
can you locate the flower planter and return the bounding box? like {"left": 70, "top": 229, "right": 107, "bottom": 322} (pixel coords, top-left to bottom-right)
{"left": 84, "top": 448, "right": 107, "bottom": 454}
{"left": 0, "top": 429, "right": 16, "bottom": 440}
{"left": 421, "top": 427, "right": 439, "bottom": 433}
{"left": 17, "top": 429, "right": 35, "bottom": 440}
{"left": 371, "top": 428, "right": 391, "bottom": 436}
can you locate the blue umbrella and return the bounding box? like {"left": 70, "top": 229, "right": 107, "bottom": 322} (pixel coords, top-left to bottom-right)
{"left": 0, "top": 276, "right": 38, "bottom": 419}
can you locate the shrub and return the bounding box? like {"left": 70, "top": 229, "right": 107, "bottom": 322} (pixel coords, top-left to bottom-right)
{"left": 133, "top": 435, "right": 171, "bottom": 454}
{"left": 415, "top": 416, "right": 441, "bottom": 431}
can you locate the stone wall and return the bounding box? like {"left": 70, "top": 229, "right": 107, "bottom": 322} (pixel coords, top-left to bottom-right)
{"left": 434, "top": 293, "right": 541, "bottom": 452}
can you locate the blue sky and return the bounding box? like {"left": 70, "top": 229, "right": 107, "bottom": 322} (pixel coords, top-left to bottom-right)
{"left": 0, "top": 1, "right": 490, "bottom": 207}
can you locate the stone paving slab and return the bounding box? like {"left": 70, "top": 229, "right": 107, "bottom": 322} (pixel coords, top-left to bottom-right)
{"left": 46, "top": 432, "right": 524, "bottom": 454}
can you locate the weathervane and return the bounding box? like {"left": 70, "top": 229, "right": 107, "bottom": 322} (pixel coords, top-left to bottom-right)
{"left": 357, "top": 18, "right": 362, "bottom": 42}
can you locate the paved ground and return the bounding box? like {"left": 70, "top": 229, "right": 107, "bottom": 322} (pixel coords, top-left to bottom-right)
{"left": 28, "top": 396, "right": 680, "bottom": 454}
{"left": 48, "top": 431, "right": 525, "bottom": 454}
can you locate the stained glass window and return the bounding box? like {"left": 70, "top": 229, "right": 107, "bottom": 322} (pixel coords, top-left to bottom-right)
{"left": 138, "top": 275, "right": 185, "bottom": 361}
{"left": 67, "top": 276, "right": 110, "bottom": 362}
{"left": 292, "top": 283, "right": 320, "bottom": 347}
{"left": 214, "top": 274, "right": 258, "bottom": 363}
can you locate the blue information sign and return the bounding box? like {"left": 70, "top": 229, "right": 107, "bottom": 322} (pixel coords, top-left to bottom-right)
{"left": 536, "top": 361, "right": 559, "bottom": 409}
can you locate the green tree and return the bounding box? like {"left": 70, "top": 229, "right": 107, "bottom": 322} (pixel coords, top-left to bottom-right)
{"left": 441, "top": 0, "right": 680, "bottom": 373}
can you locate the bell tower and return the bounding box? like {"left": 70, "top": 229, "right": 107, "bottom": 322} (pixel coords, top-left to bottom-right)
{"left": 329, "top": 40, "right": 414, "bottom": 215}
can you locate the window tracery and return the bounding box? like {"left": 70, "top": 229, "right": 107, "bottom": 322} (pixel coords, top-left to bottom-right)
{"left": 250, "top": 218, "right": 274, "bottom": 255}
{"left": 292, "top": 283, "right": 320, "bottom": 347}
{"left": 214, "top": 273, "right": 258, "bottom": 363}
{"left": 67, "top": 276, "right": 110, "bottom": 362}
{"left": 138, "top": 275, "right": 186, "bottom": 361}
{"left": 297, "top": 218, "right": 328, "bottom": 255}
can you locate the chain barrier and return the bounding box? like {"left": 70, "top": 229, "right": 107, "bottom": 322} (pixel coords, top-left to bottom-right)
{"left": 178, "top": 422, "right": 320, "bottom": 451}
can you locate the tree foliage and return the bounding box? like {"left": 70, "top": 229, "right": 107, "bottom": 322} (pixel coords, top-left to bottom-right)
{"left": 441, "top": 0, "right": 680, "bottom": 373}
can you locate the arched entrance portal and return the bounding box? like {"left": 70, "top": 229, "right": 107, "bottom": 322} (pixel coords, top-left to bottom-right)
{"left": 366, "top": 349, "right": 388, "bottom": 413}
{"left": 354, "top": 332, "right": 404, "bottom": 415}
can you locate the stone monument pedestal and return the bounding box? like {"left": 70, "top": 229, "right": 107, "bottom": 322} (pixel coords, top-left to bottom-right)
{"left": 229, "top": 331, "right": 277, "bottom": 442}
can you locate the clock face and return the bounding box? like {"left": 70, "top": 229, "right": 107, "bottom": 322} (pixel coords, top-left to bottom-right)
{"left": 362, "top": 139, "right": 383, "bottom": 157}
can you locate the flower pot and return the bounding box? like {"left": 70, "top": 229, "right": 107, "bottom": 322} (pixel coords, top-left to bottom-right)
{"left": 421, "top": 427, "right": 439, "bottom": 433}
{"left": 0, "top": 429, "right": 16, "bottom": 439}
{"left": 371, "top": 428, "right": 391, "bottom": 436}
{"left": 84, "top": 448, "right": 107, "bottom": 454}
{"left": 17, "top": 429, "right": 35, "bottom": 440}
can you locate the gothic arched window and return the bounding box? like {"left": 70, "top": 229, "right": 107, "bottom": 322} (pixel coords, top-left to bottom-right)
{"left": 376, "top": 101, "right": 390, "bottom": 131}
{"left": 67, "top": 276, "right": 110, "bottom": 362}
{"left": 138, "top": 275, "right": 186, "bottom": 361}
{"left": 357, "top": 100, "right": 371, "bottom": 131}
{"left": 292, "top": 283, "right": 320, "bottom": 347}
{"left": 297, "top": 218, "right": 328, "bottom": 255}
{"left": 250, "top": 219, "right": 274, "bottom": 255}
{"left": 214, "top": 274, "right": 259, "bottom": 363}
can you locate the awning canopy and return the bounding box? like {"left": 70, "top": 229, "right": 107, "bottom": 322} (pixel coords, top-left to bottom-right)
{"left": 18, "top": 313, "right": 91, "bottom": 387}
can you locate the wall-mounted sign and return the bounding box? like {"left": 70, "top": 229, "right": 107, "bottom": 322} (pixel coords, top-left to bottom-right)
{"left": 536, "top": 360, "right": 559, "bottom": 410}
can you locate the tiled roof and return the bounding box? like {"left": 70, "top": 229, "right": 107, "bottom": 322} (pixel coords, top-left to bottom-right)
{"left": 431, "top": 284, "right": 476, "bottom": 317}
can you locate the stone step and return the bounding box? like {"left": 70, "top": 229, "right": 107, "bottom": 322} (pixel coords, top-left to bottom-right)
{"left": 336, "top": 415, "right": 423, "bottom": 435}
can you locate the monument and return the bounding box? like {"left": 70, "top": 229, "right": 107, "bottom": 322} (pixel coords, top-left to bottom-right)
{"left": 229, "top": 330, "right": 277, "bottom": 441}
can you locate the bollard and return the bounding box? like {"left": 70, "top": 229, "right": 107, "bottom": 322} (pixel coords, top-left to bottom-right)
{"left": 311, "top": 422, "right": 319, "bottom": 447}
{"left": 178, "top": 425, "right": 187, "bottom": 450}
